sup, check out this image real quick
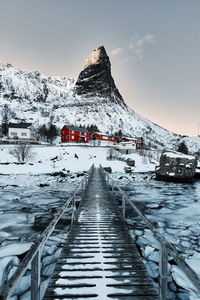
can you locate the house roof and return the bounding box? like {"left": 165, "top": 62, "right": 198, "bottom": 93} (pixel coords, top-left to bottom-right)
{"left": 63, "top": 125, "right": 88, "bottom": 133}
{"left": 121, "top": 137, "right": 140, "bottom": 141}
{"left": 92, "top": 132, "right": 116, "bottom": 138}
{"left": 8, "top": 122, "right": 32, "bottom": 129}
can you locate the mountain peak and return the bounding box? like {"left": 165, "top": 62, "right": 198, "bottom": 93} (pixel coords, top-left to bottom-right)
{"left": 74, "top": 46, "right": 126, "bottom": 106}
{"left": 83, "top": 46, "right": 110, "bottom": 70}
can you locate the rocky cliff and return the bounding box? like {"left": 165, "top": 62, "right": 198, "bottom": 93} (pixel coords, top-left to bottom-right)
{"left": 74, "top": 46, "right": 126, "bottom": 106}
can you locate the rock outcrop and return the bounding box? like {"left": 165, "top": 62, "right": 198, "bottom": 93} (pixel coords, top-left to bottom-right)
{"left": 155, "top": 150, "right": 197, "bottom": 182}
{"left": 74, "top": 46, "right": 126, "bottom": 106}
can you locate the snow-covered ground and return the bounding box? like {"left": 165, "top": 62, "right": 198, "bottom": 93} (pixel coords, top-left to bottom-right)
{"left": 0, "top": 144, "right": 157, "bottom": 174}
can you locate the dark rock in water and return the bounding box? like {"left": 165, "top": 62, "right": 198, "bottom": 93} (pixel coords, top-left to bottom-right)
{"left": 38, "top": 183, "right": 49, "bottom": 187}
{"left": 155, "top": 149, "right": 197, "bottom": 183}
{"left": 77, "top": 173, "right": 84, "bottom": 177}
{"left": 74, "top": 153, "right": 79, "bottom": 159}
{"left": 73, "top": 46, "right": 126, "bottom": 106}
{"left": 104, "top": 167, "right": 112, "bottom": 173}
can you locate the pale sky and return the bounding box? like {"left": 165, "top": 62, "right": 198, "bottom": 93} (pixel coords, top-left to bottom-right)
{"left": 1, "top": 0, "right": 200, "bottom": 136}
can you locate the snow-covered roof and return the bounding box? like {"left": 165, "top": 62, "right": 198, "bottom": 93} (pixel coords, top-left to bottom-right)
{"left": 92, "top": 132, "right": 116, "bottom": 138}
{"left": 121, "top": 136, "right": 139, "bottom": 141}
{"left": 8, "top": 122, "right": 32, "bottom": 129}
{"left": 163, "top": 150, "right": 195, "bottom": 160}
{"left": 120, "top": 141, "right": 136, "bottom": 145}
{"left": 64, "top": 125, "right": 88, "bottom": 133}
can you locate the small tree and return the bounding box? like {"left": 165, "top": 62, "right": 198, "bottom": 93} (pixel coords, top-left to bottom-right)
{"left": 10, "top": 144, "right": 33, "bottom": 162}
{"left": 107, "top": 147, "right": 114, "bottom": 160}
{"left": 177, "top": 141, "right": 188, "bottom": 154}
{"left": 1, "top": 104, "right": 10, "bottom": 136}
{"left": 37, "top": 124, "right": 48, "bottom": 141}
{"left": 46, "top": 124, "right": 57, "bottom": 144}
{"left": 86, "top": 124, "right": 99, "bottom": 137}
{"left": 114, "top": 130, "right": 123, "bottom": 142}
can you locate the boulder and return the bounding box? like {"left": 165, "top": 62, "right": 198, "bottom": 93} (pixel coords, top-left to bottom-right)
{"left": 126, "top": 158, "right": 135, "bottom": 166}
{"left": 155, "top": 150, "right": 197, "bottom": 182}
{"left": 104, "top": 167, "right": 112, "bottom": 173}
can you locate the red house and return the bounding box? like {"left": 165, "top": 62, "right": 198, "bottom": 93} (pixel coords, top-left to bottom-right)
{"left": 120, "top": 137, "right": 141, "bottom": 147}
{"left": 90, "top": 132, "right": 117, "bottom": 146}
{"left": 61, "top": 125, "right": 89, "bottom": 143}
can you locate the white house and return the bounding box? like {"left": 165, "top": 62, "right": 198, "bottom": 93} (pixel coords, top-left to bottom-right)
{"left": 8, "top": 123, "right": 33, "bottom": 139}
{"left": 114, "top": 141, "right": 136, "bottom": 154}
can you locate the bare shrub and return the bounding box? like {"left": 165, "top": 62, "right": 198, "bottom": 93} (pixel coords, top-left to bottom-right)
{"left": 107, "top": 147, "right": 121, "bottom": 160}
{"left": 138, "top": 148, "right": 161, "bottom": 164}
{"left": 10, "top": 144, "right": 33, "bottom": 162}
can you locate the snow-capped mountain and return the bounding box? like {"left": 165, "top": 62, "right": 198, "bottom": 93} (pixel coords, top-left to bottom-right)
{"left": 0, "top": 47, "right": 200, "bottom": 152}
{"left": 0, "top": 62, "right": 75, "bottom": 104}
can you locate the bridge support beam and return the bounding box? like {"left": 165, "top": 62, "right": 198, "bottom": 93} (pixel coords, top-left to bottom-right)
{"left": 159, "top": 243, "right": 168, "bottom": 300}
{"left": 31, "top": 250, "right": 40, "bottom": 300}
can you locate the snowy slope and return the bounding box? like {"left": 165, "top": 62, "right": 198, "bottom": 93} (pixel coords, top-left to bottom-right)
{"left": 0, "top": 63, "right": 75, "bottom": 104}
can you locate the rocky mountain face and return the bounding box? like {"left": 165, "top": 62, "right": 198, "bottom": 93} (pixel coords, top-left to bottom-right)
{"left": 74, "top": 46, "right": 126, "bottom": 106}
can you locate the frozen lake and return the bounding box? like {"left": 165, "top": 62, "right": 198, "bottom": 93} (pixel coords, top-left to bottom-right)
{"left": 0, "top": 173, "right": 79, "bottom": 244}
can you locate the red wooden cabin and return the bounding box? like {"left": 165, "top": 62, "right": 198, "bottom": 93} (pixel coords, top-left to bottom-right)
{"left": 61, "top": 125, "right": 89, "bottom": 143}
{"left": 90, "top": 132, "right": 117, "bottom": 146}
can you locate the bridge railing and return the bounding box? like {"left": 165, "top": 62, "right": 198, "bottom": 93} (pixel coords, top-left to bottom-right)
{"left": 0, "top": 164, "right": 94, "bottom": 300}
{"left": 100, "top": 165, "right": 200, "bottom": 300}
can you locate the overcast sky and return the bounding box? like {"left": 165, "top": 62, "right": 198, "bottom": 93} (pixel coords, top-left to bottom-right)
{"left": 1, "top": 0, "right": 200, "bottom": 136}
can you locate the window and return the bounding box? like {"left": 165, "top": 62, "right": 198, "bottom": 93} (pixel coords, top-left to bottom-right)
{"left": 72, "top": 130, "right": 74, "bottom": 134}
{"left": 11, "top": 132, "right": 17, "bottom": 136}
{"left": 21, "top": 132, "right": 27, "bottom": 136}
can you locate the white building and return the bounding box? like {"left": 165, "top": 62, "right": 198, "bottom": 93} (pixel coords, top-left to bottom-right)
{"left": 8, "top": 123, "right": 33, "bottom": 139}
{"left": 114, "top": 141, "right": 136, "bottom": 154}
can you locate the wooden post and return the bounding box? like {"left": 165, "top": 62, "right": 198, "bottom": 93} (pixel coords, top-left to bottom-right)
{"left": 122, "top": 195, "right": 126, "bottom": 220}
{"left": 31, "top": 250, "right": 40, "bottom": 300}
{"left": 159, "top": 243, "right": 168, "bottom": 300}
{"left": 71, "top": 196, "right": 75, "bottom": 224}
{"left": 81, "top": 181, "right": 84, "bottom": 200}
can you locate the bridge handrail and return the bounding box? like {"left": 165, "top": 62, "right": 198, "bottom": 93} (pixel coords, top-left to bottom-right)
{"left": 100, "top": 165, "right": 200, "bottom": 299}
{"left": 0, "top": 164, "right": 94, "bottom": 300}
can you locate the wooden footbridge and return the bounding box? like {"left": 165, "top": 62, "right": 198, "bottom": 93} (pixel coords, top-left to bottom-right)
{"left": 1, "top": 165, "right": 200, "bottom": 300}
{"left": 44, "top": 167, "right": 157, "bottom": 299}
